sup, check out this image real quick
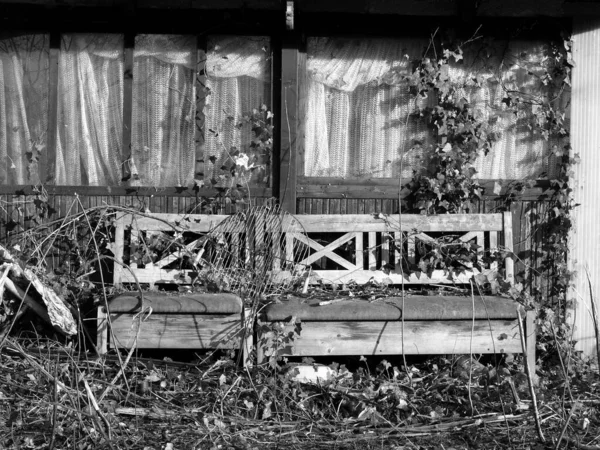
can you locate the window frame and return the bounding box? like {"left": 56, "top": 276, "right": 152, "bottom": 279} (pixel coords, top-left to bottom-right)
{"left": 291, "top": 13, "right": 571, "bottom": 203}
{"left": 0, "top": 7, "right": 282, "bottom": 199}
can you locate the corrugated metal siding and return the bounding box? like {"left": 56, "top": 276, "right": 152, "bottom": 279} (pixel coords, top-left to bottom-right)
{"left": 570, "top": 18, "right": 600, "bottom": 357}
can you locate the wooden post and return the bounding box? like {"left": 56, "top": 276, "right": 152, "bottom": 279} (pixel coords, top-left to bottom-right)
{"left": 277, "top": 25, "right": 303, "bottom": 213}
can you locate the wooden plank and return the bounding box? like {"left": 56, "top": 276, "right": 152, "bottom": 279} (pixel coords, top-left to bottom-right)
{"left": 311, "top": 268, "right": 485, "bottom": 285}
{"left": 287, "top": 214, "right": 503, "bottom": 233}
{"left": 279, "top": 46, "right": 299, "bottom": 213}
{"left": 296, "top": 232, "right": 358, "bottom": 270}
{"left": 259, "top": 319, "right": 522, "bottom": 359}
{"left": 286, "top": 233, "right": 295, "bottom": 266}
{"left": 526, "top": 310, "right": 536, "bottom": 371}
{"left": 109, "top": 313, "right": 245, "bottom": 350}
{"left": 113, "top": 215, "right": 126, "bottom": 286}
{"left": 154, "top": 238, "right": 202, "bottom": 269}
{"left": 368, "top": 231, "right": 377, "bottom": 269}
{"left": 296, "top": 178, "right": 553, "bottom": 201}
{"left": 503, "top": 211, "right": 515, "bottom": 285}
{"left": 406, "top": 232, "right": 415, "bottom": 265}
{"left": 355, "top": 232, "right": 364, "bottom": 269}
{"left": 126, "top": 213, "right": 227, "bottom": 232}
{"left": 381, "top": 231, "right": 390, "bottom": 267}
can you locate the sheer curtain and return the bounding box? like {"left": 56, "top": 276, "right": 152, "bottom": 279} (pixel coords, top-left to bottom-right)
{"left": 305, "top": 37, "right": 431, "bottom": 178}
{"left": 56, "top": 34, "right": 123, "bottom": 186}
{"left": 202, "top": 36, "right": 271, "bottom": 187}
{"left": 130, "top": 34, "right": 196, "bottom": 187}
{"left": 305, "top": 37, "right": 567, "bottom": 180}
{"left": 449, "top": 41, "right": 564, "bottom": 179}
{"left": 0, "top": 34, "right": 48, "bottom": 185}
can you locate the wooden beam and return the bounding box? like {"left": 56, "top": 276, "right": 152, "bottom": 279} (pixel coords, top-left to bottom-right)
{"left": 278, "top": 38, "right": 300, "bottom": 212}
{"left": 258, "top": 319, "right": 522, "bottom": 359}
{"left": 288, "top": 213, "right": 504, "bottom": 232}
{"left": 109, "top": 313, "right": 245, "bottom": 349}
{"left": 297, "top": 178, "right": 553, "bottom": 200}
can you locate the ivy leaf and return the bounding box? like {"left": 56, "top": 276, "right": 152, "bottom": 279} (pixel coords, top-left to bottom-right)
{"left": 493, "top": 181, "right": 502, "bottom": 195}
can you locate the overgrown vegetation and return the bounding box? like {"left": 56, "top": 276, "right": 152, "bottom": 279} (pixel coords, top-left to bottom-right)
{"left": 398, "top": 27, "right": 577, "bottom": 371}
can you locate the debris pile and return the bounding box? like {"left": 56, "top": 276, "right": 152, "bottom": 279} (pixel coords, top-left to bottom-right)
{"left": 0, "top": 243, "right": 76, "bottom": 339}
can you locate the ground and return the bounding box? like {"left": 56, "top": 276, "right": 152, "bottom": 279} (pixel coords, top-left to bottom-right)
{"left": 1, "top": 335, "right": 598, "bottom": 450}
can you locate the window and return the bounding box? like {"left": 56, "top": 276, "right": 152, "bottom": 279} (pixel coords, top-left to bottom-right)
{"left": 0, "top": 34, "right": 49, "bottom": 186}
{"left": 0, "top": 32, "right": 272, "bottom": 188}
{"left": 303, "top": 36, "right": 568, "bottom": 181}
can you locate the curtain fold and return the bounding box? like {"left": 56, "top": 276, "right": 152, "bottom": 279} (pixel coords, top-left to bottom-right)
{"left": 305, "top": 37, "right": 431, "bottom": 178}
{"left": 0, "top": 35, "right": 48, "bottom": 185}
{"left": 56, "top": 34, "right": 123, "bottom": 186}
{"left": 130, "top": 34, "right": 195, "bottom": 187}
{"left": 201, "top": 36, "right": 272, "bottom": 187}
{"left": 448, "top": 41, "right": 561, "bottom": 179}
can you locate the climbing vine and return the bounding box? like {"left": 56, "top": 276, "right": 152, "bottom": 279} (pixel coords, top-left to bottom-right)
{"left": 400, "top": 27, "right": 576, "bottom": 356}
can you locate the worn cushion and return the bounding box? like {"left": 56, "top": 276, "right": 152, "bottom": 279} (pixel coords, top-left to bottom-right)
{"left": 108, "top": 293, "right": 243, "bottom": 314}
{"left": 263, "top": 296, "right": 522, "bottom": 322}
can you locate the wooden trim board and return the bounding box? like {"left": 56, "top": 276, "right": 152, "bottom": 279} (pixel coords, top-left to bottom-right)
{"left": 257, "top": 319, "right": 522, "bottom": 360}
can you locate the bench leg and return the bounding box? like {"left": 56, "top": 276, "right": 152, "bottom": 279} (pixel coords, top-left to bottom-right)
{"left": 97, "top": 306, "right": 108, "bottom": 355}
{"left": 526, "top": 310, "right": 536, "bottom": 374}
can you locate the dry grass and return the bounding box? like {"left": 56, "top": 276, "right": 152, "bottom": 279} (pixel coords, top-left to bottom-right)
{"left": 1, "top": 334, "right": 598, "bottom": 450}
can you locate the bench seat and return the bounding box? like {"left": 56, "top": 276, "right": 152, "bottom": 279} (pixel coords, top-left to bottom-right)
{"left": 97, "top": 292, "right": 252, "bottom": 363}
{"left": 263, "top": 295, "right": 522, "bottom": 321}
{"left": 257, "top": 295, "right": 528, "bottom": 363}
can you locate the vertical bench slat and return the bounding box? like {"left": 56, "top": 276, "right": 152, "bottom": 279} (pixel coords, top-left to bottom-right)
{"left": 407, "top": 233, "right": 415, "bottom": 265}
{"left": 113, "top": 215, "right": 126, "bottom": 288}
{"left": 489, "top": 230, "right": 498, "bottom": 272}
{"left": 381, "top": 232, "right": 390, "bottom": 267}
{"left": 368, "top": 232, "right": 377, "bottom": 269}
{"left": 355, "top": 233, "right": 364, "bottom": 269}
{"left": 286, "top": 233, "right": 295, "bottom": 266}
{"left": 503, "top": 211, "right": 515, "bottom": 285}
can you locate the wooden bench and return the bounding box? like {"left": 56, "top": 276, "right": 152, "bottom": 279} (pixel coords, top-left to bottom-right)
{"left": 256, "top": 212, "right": 536, "bottom": 370}
{"left": 96, "top": 211, "right": 535, "bottom": 369}
{"left": 96, "top": 212, "right": 253, "bottom": 365}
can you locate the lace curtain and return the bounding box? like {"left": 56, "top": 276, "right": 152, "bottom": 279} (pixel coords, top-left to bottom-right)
{"left": 201, "top": 36, "right": 271, "bottom": 186}
{"left": 130, "top": 34, "right": 196, "bottom": 187}
{"left": 305, "top": 37, "right": 567, "bottom": 180}
{"left": 0, "top": 34, "right": 48, "bottom": 185}
{"left": 449, "top": 41, "right": 565, "bottom": 179}
{"left": 56, "top": 34, "right": 123, "bottom": 185}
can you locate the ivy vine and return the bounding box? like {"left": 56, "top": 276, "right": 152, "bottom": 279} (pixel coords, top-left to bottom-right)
{"left": 399, "top": 27, "right": 576, "bottom": 360}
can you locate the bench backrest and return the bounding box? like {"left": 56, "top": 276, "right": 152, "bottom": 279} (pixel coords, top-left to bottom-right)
{"left": 112, "top": 211, "right": 513, "bottom": 289}
{"left": 290, "top": 212, "right": 514, "bottom": 287}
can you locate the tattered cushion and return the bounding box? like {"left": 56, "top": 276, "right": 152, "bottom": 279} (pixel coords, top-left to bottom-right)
{"left": 263, "top": 296, "right": 522, "bottom": 322}
{"left": 108, "top": 293, "right": 243, "bottom": 314}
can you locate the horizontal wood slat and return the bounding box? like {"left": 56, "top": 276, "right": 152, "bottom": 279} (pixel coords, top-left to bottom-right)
{"left": 121, "top": 213, "right": 228, "bottom": 232}
{"left": 310, "top": 269, "right": 491, "bottom": 285}
{"left": 285, "top": 214, "right": 504, "bottom": 233}
{"left": 109, "top": 313, "right": 245, "bottom": 349}
{"left": 258, "top": 319, "right": 522, "bottom": 358}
